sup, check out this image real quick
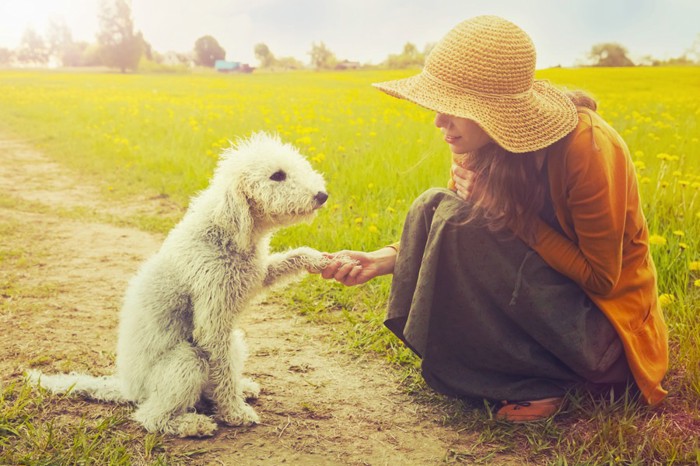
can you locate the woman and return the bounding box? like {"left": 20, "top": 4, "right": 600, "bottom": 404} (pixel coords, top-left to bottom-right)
{"left": 319, "top": 15, "right": 668, "bottom": 422}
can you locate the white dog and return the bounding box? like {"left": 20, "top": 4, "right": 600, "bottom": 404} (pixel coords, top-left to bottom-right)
{"left": 28, "top": 132, "right": 333, "bottom": 437}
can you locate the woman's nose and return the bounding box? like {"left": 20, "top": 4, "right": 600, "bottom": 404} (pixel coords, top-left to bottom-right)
{"left": 434, "top": 113, "right": 450, "bottom": 128}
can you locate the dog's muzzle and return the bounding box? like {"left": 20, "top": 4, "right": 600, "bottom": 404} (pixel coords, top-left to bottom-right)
{"left": 314, "top": 191, "right": 328, "bottom": 207}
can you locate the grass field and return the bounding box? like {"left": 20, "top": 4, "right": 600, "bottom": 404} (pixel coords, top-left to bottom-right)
{"left": 1, "top": 66, "right": 699, "bottom": 464}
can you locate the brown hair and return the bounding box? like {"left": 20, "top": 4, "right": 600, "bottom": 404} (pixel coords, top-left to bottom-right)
{"left": 461, "top": 90, "right": 597, "bottom": 243}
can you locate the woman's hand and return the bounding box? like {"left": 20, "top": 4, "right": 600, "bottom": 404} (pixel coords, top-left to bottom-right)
{"left": 318, "top": 248, "right": 397, "bottom": 286}
{"left": 451, "top": 163, "right": 475, "bottom": 201}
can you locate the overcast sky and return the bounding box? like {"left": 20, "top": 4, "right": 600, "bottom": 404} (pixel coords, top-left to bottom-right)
{"left": 0, "top": 0, "right": 698, "bottom": 67}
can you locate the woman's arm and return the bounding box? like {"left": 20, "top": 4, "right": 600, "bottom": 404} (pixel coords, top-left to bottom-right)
{"left": 319, "top": 247, "right": 397, "bottom": 286}
{"left": 529, "top": 122, "right": 634, "bottom": 296}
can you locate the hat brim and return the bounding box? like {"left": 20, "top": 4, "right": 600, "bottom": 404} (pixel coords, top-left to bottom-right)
{"left": 373, "top": 73, "right": 578, "bottom": 153}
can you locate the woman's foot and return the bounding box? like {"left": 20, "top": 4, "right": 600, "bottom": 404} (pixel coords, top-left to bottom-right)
{"left": 495, "top": 397, "right": 563, "bottom": 423}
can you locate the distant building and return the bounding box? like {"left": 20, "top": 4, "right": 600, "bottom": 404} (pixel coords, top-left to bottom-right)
{"left": 215, "top": 59, "right": 254, "bottom": 73}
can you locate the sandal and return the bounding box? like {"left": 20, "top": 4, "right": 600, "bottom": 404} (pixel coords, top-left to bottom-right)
{"left": 495, "top": 397, "right": 563, "bottom": 423}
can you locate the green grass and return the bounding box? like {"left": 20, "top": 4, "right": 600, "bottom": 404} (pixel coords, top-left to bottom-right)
{"left": 1, "top": 67, "right": 699, "bottom": 464}
{"left": 0, "top": 381, "right": 196, "bottom": 465}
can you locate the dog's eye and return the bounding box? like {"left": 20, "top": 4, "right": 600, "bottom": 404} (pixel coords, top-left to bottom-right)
{"left": 270, "top": 170, "right": 286, "bottom": 182}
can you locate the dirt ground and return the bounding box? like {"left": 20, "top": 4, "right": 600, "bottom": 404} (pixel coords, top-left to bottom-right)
{"left": 0, "top": 135, "right": 513, "bottom": 465}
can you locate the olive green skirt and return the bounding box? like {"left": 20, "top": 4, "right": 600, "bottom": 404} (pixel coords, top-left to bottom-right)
{"left": 386, "top": 188, "right": 630, "bottom": 402}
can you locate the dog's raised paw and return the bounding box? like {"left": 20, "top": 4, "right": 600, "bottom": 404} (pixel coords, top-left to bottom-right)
{"left": 333, "top": 254, "right": 360, "bottom": 267}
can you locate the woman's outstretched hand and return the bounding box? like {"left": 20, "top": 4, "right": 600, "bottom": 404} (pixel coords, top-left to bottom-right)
{"left": 318, "top": 247, "right": 397, "bottom": 286}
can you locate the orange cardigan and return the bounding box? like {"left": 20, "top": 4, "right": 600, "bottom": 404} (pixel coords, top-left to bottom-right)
{"left": 525, "top": 110, "right": 668, "bottom": 405}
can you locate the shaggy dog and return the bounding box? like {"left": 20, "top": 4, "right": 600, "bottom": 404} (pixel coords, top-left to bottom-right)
{"left": 28, "top": 132, "right": 333, "bottom": 437}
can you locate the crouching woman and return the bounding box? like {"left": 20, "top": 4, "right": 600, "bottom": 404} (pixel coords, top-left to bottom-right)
{"left": 319, "top": 15, "right": 668, "bottom": 422}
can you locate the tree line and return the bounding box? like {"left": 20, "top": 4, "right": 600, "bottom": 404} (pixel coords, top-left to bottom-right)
{"left": 1, "top": 0, "right": 698, "bottom": 72}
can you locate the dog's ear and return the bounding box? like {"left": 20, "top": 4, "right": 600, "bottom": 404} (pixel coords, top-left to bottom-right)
{"left": 211, "top": 185, "right": 253, "bottom": 247}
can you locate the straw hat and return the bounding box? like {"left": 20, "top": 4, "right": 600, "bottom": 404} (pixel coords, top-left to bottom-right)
{"left": 373, "top": 15, "right": 578, "bottom": 153}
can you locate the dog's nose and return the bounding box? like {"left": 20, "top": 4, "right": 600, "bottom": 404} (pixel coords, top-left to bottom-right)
{"left": 314, "top": 191, "right": 328, "bottom": 206}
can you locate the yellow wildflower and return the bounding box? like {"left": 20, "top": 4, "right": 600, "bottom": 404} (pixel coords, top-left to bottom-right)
{"left": 658, "top": 294, "right": 675, "bottom": 306}
{"left": 690, "top": 261, "right": 700, "bottom": 271}
{"left": 648, "top": 234, "right": 667, "bottom": 246}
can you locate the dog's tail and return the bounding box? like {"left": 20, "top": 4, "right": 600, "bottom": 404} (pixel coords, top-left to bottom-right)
{"left": 26, "top": 370, "right": 129, "bottom": 403}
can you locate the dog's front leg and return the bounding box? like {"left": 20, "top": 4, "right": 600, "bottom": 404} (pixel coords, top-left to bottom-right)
{"left": 263, "top": 246, "right": 328, "bottom": 287}
{"left": 205, "top": 333, "right": 259, "bottom": 427}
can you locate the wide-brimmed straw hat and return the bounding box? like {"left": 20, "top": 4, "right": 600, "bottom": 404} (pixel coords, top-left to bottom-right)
{"left": 373, "top": 15, "right": 578, "bottom": 153}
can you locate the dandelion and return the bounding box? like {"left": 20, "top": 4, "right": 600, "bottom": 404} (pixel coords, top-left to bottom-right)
{"left": 679, "top": 242, "right": 689, "bottom": 250}
{"left": 368, "top": 225, "right": 378, "bottom": 233}
{"left": 658, "top": 294, "right": 675, "bottom": 306}
{"left": 354, "top": 217, "right": 363, "bottom": 224}
{"left": 689, "top": 261, "right": 700, "bottom": 271}
{"left": 695, "top": 279, "right": 700, "bottom": 287}
{"left": 648, "top": 234, "right": 667, "bottom": 246}
{"left": 673, "top": 230, "right": 685, "bottom": 237}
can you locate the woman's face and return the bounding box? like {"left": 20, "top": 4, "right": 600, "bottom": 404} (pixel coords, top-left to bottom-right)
{"left": 434, "top": 113, "right": 493, "bottom": 153}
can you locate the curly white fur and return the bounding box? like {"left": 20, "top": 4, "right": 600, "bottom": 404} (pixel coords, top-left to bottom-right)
{"left": 28, "top": 132, "right": 331, "bottom": 437}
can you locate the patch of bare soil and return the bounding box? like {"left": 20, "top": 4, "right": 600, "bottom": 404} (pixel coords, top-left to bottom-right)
{"left": 0, "top": 136, "right": 491, "bottom": 465}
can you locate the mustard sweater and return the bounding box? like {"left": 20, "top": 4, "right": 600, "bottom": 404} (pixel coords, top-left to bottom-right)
{"left": 524, "top": 110, "right": 667, "bottom": 404}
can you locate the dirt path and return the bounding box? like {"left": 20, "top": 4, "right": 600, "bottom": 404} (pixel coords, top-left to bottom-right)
{"left": 0, "top": 136, "right": 492, "bottom": 465}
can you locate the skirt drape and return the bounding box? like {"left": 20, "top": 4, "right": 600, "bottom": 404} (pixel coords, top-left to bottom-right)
{"left": 385, "top": 188, "right": 630, "bottom": 401}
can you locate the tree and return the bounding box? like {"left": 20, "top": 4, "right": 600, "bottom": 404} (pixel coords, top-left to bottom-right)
{"left": 97, "top": 0, "right": 144, "bottom": 72}
{"left": 0, "top": 48, "right": 12, "bottom": 65}
{"left": 308, "top": 42, "right": 336, "bottom": 70}
{"left": 384, "top": 42, "right": 425, "bottom": 69}
{"left": 46, "top": 18, "right": 75, "bottom": 66}
{"left": 16, "top": 28, "right": 49, "bottom": 64}
{"left": 687, "top": 33, "right": 700, "bottom": 63}
{"left": 274, "top": 55, "right": 304, "bottom": 70}
{"left": 254, "top": 43, "right": 275, "bottom": 68}
{"left": 588, "top": 43, "right": 634, "bottom": 67}
{"left": 193, "top": 36, "right": 225, "bottom": 67}
{"left": 62, "top": 41, "right": 90, "bottom": 67}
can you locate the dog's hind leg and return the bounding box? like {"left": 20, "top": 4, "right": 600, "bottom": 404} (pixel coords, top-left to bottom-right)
{"left": 132, "top": 343, "right": 217, "bottom": 437}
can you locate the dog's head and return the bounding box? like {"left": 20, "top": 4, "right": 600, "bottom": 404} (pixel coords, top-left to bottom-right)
{"left": 212, "top": 132, "right": 327, "bottom": 230}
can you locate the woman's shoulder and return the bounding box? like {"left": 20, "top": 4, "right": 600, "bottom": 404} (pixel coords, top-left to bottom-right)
{"left": 552, "top": 108, "right": 626, "bottom": 157}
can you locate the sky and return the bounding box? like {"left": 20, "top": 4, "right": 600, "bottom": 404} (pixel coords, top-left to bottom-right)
{"left": 0, "top": 0, "right": 698, "bottom": 68}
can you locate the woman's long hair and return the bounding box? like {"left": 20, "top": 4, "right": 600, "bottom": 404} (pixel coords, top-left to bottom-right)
{"left": 461, "top": 90, "right": 597, "bottom": 243}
